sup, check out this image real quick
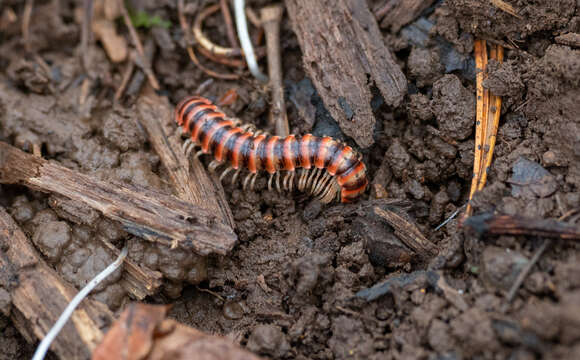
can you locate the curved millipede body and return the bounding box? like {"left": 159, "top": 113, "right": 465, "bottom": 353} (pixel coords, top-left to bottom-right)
{"left": 175, "top": 96, "right": 368, "bottom": 203}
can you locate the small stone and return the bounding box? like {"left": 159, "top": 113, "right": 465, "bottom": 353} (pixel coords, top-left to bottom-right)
{"left": 482, "top": 246, "right": 529, "bottom": 292}
{"left": 246, "top": 325, "right": 290, "bottom": 357}
{"left": 222, "top": 301, "right": 244, "bottom": 320}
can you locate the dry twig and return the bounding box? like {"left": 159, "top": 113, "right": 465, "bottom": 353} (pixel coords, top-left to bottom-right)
{"left": 118, "top": 0, "right": 160, "bottom": 90}
{"left": 261, "top": 5, "right": 288, "bottom": 136}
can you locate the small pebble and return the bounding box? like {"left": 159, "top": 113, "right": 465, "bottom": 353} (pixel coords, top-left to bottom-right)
{"left": 222, "top": 301, "right": 244, "bottom": 320}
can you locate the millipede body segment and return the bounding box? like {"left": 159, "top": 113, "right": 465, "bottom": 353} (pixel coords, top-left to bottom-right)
{"left": 175, "top": 96, "right": 368, "bottom": 203}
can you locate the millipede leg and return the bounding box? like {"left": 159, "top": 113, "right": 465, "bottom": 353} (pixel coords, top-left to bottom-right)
{"left": 282, "top": 171, "right": 291, "bottom": 191}
{"left": 309, "top": 168, "right": 323, "bottom": 194}
{"left": 268, "top": 173, "right": 274, "bottom": 191}
{"left": 288, "top": 171, "right": 295, "bottom": 192}
{"left": 219, "top": 166, "right": 233, "bottom": 182}
{"left": 275, "top": 171, "right": 281, "bottom": 193}
{"left": 315, "top": 172, "right": 333, "bottom": 196}
{"left": 319, "top": 182, "right": 339, "bottom": 204}
{"left": 182, "top": 138, "right": 192, "bottom": 152}
{"left": 232, "top": 169, "right": 241, "bottom": 184}
{"left": 304, "top": 168, "right": 319, "bottom": 193}
{"left": 194, "top": 149, "right": 204, "bottom": 160}
{"left": 243, "top": 172, "right": 255, "bottom": 190}
{"left": 297, "top": 168, "right": 308, "bottom": 191}
{"left": 250, "top": 172, "right": 258, "bottom": 190}
{"left": 208, "top": 160, "right": 222, "bottom": 173}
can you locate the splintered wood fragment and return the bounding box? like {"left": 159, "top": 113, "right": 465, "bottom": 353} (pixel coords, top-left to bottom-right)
{"left": 466, "top": 40, "right": 503, "bottom": 216}
{"left": 375, "top": 0, "right": 436, "bottom": 32}
{"left": 464, "top": 213, "right": 580, "bottom": 241}
{"left": 0, "top": 142, "right": 237, "bottom": 256}
{"left": 99, "top": 238, "right": 163, "bottom": 299}
{"left": 374, "top": 206, "right": 438, "bottom": 257}
{"left": 0, "top": 206, "right": 112, "bottom": 359}
{"left": 285, "top": 0, "right": 407, "bottom": 148}
{"left": 136, "top": 90, "right": 235, "bottom": 229}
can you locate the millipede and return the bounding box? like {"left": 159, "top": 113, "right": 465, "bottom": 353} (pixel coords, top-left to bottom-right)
{"left": 175, "top": 96, "right": 368, "bottom": 203}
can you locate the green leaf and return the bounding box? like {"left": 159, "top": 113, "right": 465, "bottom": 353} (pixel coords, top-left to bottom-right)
{"left": 130, "top": 11, "right": 171, "bottom": 29}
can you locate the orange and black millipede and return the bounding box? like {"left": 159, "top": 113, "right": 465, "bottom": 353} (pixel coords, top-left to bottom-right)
{"left": 175, "top": 96, "right": 368, "bottom": 203}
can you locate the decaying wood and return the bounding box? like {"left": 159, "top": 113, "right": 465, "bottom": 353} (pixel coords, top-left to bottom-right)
{"left": 0, "top": 142, "right": 238, "bottom": 256}
{"left": 285, "top": 0, "right": 407, "bottom": 148}
{"left": 375, "top": 0, "right": 436, "bottom": 32}
{"left": 374, "top": 206, "right": 439, "bottom": 257}
{"left": 0, "top": 206, "right": 112, "bottom": 359}
{"left": 136, "top": 90, "right": 235, "bottom": 229}
{"left": 93, "top": 303, "right": 263, "bottom": 360}
{"left": 464, "top": 213, "right": 580, "bottom": 241}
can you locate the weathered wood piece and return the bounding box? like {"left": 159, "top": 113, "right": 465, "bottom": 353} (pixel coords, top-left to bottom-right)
{"left": 136, "top": 90, "right": 235, "bottom": 229}
{"left": 0, "top": 142, "right": 238, "bottom": 256}
{"left": 374, "top": 206, "right": 439, "bottom": 257}
{"left": 375, "top": 0, "right": 436, "bottom": 32}
{"left": 285, "top": 0, "right": 407, "bottom": 148}
{"left": 0, "top": 206, "right": 112, "bottom": 359}
{"left": 465, "top": 213, "right": 580, "bottom": 241}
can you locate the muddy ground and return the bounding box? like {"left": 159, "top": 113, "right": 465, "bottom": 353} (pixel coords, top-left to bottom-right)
{"left": 1, "top": 0, "right": 580, "bottom": 359}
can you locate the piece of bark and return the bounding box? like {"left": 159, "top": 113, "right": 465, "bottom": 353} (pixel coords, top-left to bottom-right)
{"left": 376, "top": 0, "right": 436, "bottom": 32}
{"left": 136, "top": 90, "right": 235, "bottom": 229}
{"left": 0, "top": 206, "right": 112, "bottom": 359}
{"left": 464, "top": 213, "right": 580, "bottom": 241}
{"left": 374, "top": 206, "right": 439, "bottom": 257}
{"left": 0, "top": 142, "right": 237, "bottom": 256}
{"left": 93, "top": 303, "right": 262, "bottom": 360}
{"left": 285, "top": 0, "right": 407, "bottom": 148}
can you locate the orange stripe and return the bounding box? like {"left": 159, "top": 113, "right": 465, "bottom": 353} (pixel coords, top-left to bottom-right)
{"left": 231, "top": 132, "right": 252, "bottom": 169}
{"left": 300, "top": 134, "right": 312, "bottom": 169}
{"left": 190, "top": 105, "right": 218, "bottom": 142}
{"left": 215, "top": 127, "right": 242, "bottom": 162}
{"left": 283, "top": 135, "right": 296, "bottom": 171}
{"left": 340, "top": 180, "right": 368, "bottom": 202}
{"left": 337, "top": 162, "right": 365, "bottom": 186}
{"left": 265, "top": 136, "right": 279, "bottom": 174}
{"left": 315, "top": 137, "right": 331, "bottom": 169}
{"left": 248, "top": 134, "right": 266, "bottom": 173}
{"left": 327, "top": 146, "right": 352, "bottom": 176}
{"left": 177, "top": 97, "right": 210, "bottom": 126}
{"left": 201, "top": 120, "right": 233, "bottom": 153}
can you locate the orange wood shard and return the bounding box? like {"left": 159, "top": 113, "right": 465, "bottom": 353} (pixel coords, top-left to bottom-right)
{"left": 465, "top": 40, "right": 504, "bottom": 217}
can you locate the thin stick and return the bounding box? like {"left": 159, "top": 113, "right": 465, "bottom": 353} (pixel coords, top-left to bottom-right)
{"left": 261, "top": 5, "right": 289, "bottom": 136}
{"left": 22, "top": 0, "right": 34, "bottom": 52}
{"left": 118, "top": 0, "right": 160, "bottom": 90}
{"left": 502, "top": 239, "right": 550, "bottom": 311}
{"left": 114, "top": 60, "right": 135, "bottom": 101}
{"left": 220, "top": 0, "right": 240, "bottom": 49}
{"left": 80, "top": 0, "right": 93, "bottom": 71}
{"left": 234, "top": 0, "right": 268, "bottom": 82}
{"left": 32, "top": 246, "right": 128, "bottom": 360}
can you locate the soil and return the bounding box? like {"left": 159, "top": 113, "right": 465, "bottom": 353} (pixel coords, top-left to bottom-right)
{"left": 1, "top": 0, "right": 580, "bottom": 359}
